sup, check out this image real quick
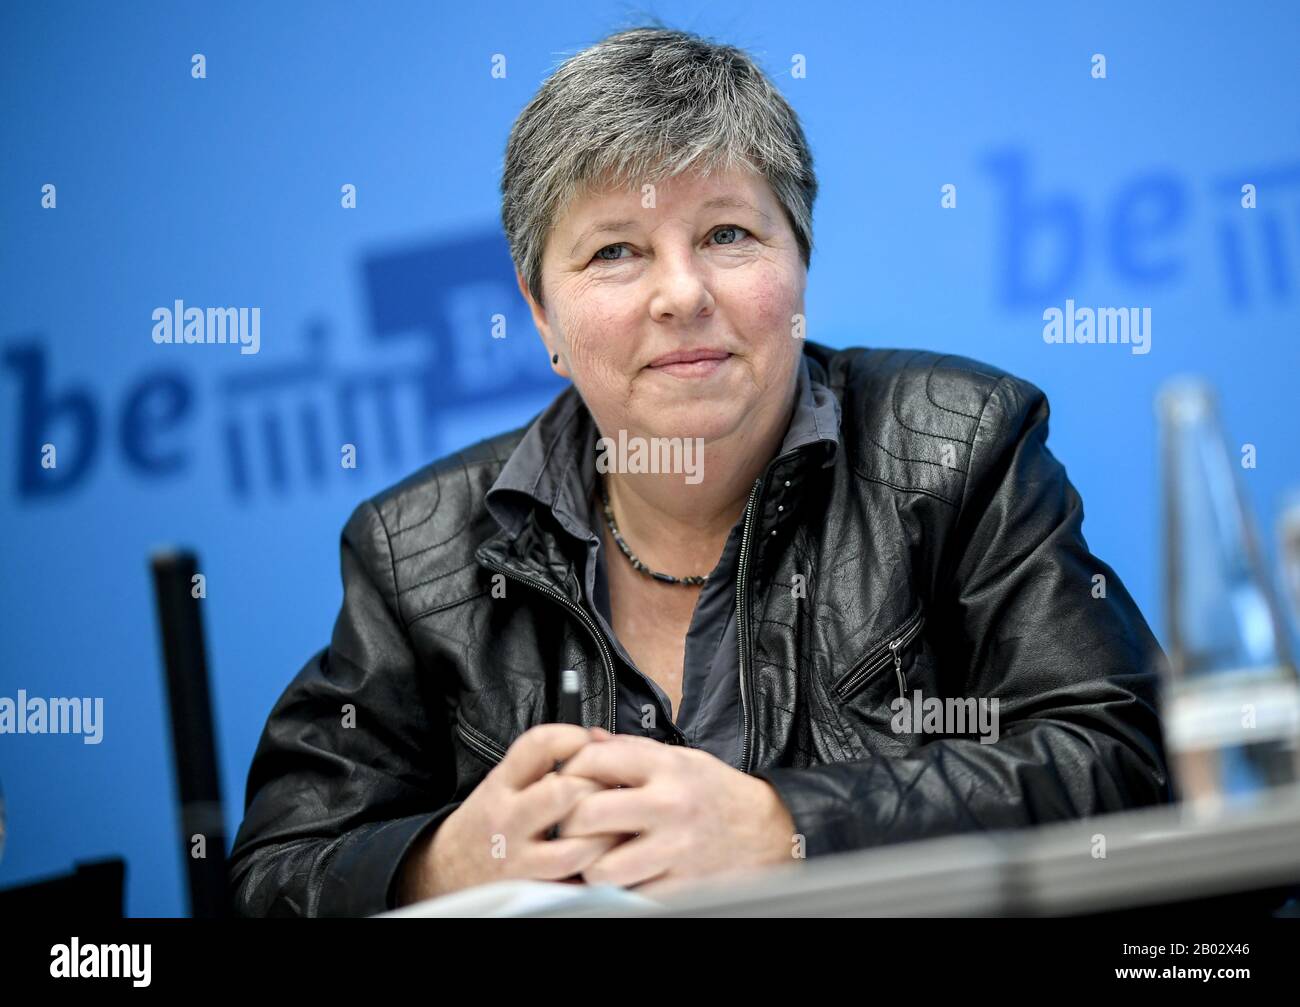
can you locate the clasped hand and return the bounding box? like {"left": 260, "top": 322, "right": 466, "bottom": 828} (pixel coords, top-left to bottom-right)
{"left": 408, "top": 724, "right": 798, "bottom": 901}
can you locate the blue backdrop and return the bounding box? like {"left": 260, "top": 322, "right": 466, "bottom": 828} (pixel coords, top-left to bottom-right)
{"left": 2, "top": 0, "right": 1298, "bottom": 916}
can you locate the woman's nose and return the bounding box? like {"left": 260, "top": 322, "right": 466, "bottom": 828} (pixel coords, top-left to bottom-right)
{"left": 647, "top": 247, "right": 715, "bottom": 321}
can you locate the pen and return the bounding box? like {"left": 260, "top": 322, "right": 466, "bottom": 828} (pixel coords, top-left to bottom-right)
{"left": 547, "top": 668, "right": 583, "bottom": 842}
{"left": 557, "top": 668, "right": 582, "bottom": 727}
{"left": 552, "top": 667, "right": 582, "bottom": 773}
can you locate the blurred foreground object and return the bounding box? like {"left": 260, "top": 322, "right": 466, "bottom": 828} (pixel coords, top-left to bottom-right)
{"left": 0, "top": 858, "right": 125, "bottom": 917}
{"left": 1157, "top": 378, "right": 1300, "bottom": 808}
{"left": 1281, "top": 496, "right": 1300, "bottom": 626}
{"left": 538, "top": 782, "right": 1300, "bottom": 917}
{"left": 150, "top": 549, "right": 230, "bottom": 918}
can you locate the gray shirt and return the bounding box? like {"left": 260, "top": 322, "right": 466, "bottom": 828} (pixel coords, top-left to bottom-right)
{"left": 485, "top": 354, "right": 841, "bottom": 768}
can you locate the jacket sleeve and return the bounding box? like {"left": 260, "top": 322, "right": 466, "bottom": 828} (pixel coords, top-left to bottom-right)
{"left": 228, "top": 498, "right": 462, "bottom": 917}
{"left": 753, "top": 374, "right": 1174, "bottom": 858}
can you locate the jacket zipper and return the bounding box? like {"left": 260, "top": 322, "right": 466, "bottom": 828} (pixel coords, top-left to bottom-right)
{"left": 478, "top": 559, "right": 619, "bottom": 734}
{"left": 735, "top": 446, "right": 829, "bottom": 773}
{"left": 834, "top": 609, "right": 925, "bottom": 702}
{"left": 481, "top": 443, "right": 814, "bottom": 769}
{"left": 456, "top": 717, "right": 507, "bottom": 765}
{"left": 735, "top": 477, "right": 763, "bottom": 775}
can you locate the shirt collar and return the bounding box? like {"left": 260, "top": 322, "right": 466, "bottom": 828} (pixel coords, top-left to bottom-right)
{"left": 486, "top": 351, "right": 841, "bottom": 542}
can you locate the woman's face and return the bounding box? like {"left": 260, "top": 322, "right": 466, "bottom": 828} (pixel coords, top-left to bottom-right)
{"left": 521, "top": 166, "right": 806, "bottom": 448}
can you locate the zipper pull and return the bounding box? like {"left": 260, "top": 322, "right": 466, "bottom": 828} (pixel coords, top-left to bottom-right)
{"left": 890, "top": 637, "right": 906, "bottom": 701}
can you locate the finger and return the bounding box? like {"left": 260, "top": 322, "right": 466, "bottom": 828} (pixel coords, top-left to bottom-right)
{"left": 495, "top": 724, "right": 596, "bottom": 790}
{"left": 522, "top": 833, "right": 624, "bottom": 881}
{"left": 554, "top": 733, "right": 669, "bottom": 788}
{"left": 581, "top": 833, "right": 670, "bottom": 889}
{"left": 553, "top": 785, "right": 658, "bottom": 839}
{"left": 512, "top": 771, "right": 607, "bottom": 837}
{"left": 633, "top": 873, "right": 697, "bottom": 900}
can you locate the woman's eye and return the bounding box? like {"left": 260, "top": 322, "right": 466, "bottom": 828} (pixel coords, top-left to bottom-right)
{"left": 711, "top": 224, "right": 750, "bottom": 246}
{"left": 589, "top": 226, "right": 750, "bottom": 265}
{"left": 592, "top": 243, "right": 629, "bottom": 263}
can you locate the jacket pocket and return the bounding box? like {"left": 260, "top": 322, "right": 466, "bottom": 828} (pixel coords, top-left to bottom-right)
{"left": 456, "top": 715, "right": 507, "bottom": 767}
{"left": 832, "top": 605, "right": 926, "bottom": 703}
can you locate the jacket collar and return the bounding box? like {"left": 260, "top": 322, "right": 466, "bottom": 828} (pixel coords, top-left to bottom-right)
{"left": 476, "top": 347, "right": 841, "bottom": 596}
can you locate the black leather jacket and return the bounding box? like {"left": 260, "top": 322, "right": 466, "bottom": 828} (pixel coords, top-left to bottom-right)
{"left": 228, "top": 341, "right": 1172, "bottom": 917}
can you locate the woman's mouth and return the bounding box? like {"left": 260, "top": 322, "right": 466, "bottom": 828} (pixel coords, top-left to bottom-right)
{"left": 646, "top": 349, "right": 733, "bottom": 378}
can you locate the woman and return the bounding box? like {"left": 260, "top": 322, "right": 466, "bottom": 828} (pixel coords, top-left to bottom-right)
{"left": 229, "top": 26, "right": 1170, "bottom": 917}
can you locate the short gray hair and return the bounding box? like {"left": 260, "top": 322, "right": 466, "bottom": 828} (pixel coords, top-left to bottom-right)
{"left": 500, "top": 25, "right": 819, "bottom": 307}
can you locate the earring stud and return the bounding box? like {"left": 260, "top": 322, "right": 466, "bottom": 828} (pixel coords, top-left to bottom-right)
{"left": 552, "top": 353, "right": 558, "bottom": 364}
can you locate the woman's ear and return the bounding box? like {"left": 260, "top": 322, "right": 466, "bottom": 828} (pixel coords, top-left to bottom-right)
{"left": 544, "top": 342, "right": 569, "bottom": 377}
{"left": 515, "top": 269, "right": 567, "bottom": 376}
{"left": 515, "top": 269, "right": 549, "bottom": 336}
